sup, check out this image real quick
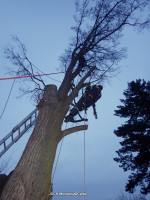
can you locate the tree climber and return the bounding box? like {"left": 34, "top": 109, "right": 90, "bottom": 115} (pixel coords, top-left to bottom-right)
{"left": 78, "top": 55, "right": 87, "bottom": 69}
{"left": 78, "top": 55, "right": 87, "bottom": 76}
{"left": 64, "top": 84, "right": 103, "bottom": 122}
{"left": 70, "top": 55, "right": 87, "bottom": 89}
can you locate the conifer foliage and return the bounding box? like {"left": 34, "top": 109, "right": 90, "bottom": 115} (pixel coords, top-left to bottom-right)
{"left": 114, "top": 79, "right": 150, "bottom": 194}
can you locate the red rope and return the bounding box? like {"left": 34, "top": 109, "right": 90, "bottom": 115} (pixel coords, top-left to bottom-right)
{"left": 0, "top": 72, "right": 63, "bottom": 81}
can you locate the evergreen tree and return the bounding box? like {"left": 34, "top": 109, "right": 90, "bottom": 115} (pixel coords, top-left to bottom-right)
{"left": 114, "top": 79, "right": 150, "bottom": 194}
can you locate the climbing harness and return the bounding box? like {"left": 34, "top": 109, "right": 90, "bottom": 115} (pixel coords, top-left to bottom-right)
{"left": 88, "top": 93, "right": 94, "bottom": 99}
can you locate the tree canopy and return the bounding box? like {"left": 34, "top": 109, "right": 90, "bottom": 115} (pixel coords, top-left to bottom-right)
{"left": 114, "top": 79, "right": 150, "bottom": 194}
{"left": 4, "top": 0, "right": 150, "bottom": 105}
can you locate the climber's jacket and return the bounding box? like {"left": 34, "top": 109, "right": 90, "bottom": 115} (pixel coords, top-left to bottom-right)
{"left": 84, "top": 85, "right": 102, "bottom": 104}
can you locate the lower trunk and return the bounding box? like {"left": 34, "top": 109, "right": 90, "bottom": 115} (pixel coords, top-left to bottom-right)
{"left": 1, "top": 85, "right": 67, "bottom": 200}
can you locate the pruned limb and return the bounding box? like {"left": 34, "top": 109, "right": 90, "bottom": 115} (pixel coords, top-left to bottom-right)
{"left": 71, "top": 118, "right": 88, "bottom": 123}
{"left": 62, "top": 124, "right": 88, "bottom": 137}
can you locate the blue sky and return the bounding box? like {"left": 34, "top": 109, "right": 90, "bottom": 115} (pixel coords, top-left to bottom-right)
{"left": 0, "top": 1, "right": 150, "bottom": 200}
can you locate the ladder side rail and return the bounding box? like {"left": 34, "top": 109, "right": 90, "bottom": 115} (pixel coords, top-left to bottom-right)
{"left": 0, "top": 131, "right": 14, "bottom": 145}
{"left": 11, "top": 108, "right": 38, "bottom": 132}
{"left": 0, "top": 109, "right": 38, "bottom": 143}
{"left": 0, "top": 118, "right": 37, "bottom": 157}
{"left": 0, "top": 108, "right": 38, "bottom": 157}
{"left": 13, "top": 118, "right": 36, "bottom": 143}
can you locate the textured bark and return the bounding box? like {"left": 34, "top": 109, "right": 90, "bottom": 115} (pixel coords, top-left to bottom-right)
{"left": 1, "top": 84, "right": 88, "bottom": 200}
{"left": 1, "top": 85, "right": 66, "bottom": 200}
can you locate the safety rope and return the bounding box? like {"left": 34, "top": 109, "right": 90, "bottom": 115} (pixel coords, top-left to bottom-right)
{"left": 43, "top": 124, "right": 67, "bottom": 200}
{"left": 0, "top": 71, "right": 63, "bottom": 120}
{"left": 83, "top": 94, "right": 87, "bottom": 200}
{"left": 0, "top": 79, "right": 15, "bottom": 120}
{"left": 43, "top": 87, "right": 88, "bottom": 199}
{"left": 83, "top": 115, "right": 86, "bottom": 200}
{"left": 43, "top": 117, "right": 87, "bottom": 200}
{"left": 51, "top": 130, "right": 66, "bottom": 185}
{"left": 0, "top": 72, "right": 64, "bottom": 81}
{"left": 42, "top": 145, "right": 56, "bottom": 200}
{"left": 30, "top": 63, "right": 62, "bottom": 83}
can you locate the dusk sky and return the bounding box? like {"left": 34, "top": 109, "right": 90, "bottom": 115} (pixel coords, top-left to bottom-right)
{"left": 0, "top": 1, "right": 150, "bottom": 200}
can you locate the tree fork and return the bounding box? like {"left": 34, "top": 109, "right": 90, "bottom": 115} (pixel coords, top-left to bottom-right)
{"left": 1, "top": 85, "right": 88, "bottom": 200}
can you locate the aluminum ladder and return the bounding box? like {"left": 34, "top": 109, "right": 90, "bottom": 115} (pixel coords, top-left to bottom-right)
{"left": 0, "top": 108, "right": 38, "bottom": 157}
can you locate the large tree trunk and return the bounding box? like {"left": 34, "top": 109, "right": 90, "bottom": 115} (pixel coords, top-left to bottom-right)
{"left": 1, "top": 85, "right": 67, "bottom": 200}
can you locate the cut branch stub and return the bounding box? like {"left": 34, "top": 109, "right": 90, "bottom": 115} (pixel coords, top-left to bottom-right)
{"left": 62, "top": 124, "right": 88, "bottom": 137}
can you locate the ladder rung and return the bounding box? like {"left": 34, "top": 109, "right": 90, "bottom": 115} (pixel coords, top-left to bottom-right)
{"left": 0, "top": 108, "right": 38, "bottom": 157}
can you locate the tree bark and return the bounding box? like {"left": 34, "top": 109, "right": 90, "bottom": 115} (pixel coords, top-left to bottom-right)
{"left": 0, "top": 85, "right": 65, "bottom": 199}
{"left": 1, "top": 84, "right": 87, "bottom": 200}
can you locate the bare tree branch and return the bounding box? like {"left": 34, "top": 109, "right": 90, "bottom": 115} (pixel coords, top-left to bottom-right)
{"left": 58, "top": 0, "right": 150, "bottom": 100}
{"left": 4, "top": 36, "right": 46, "bottom": 102}
{"left": 4, "top": 0, "right": 150, "bottom": 106}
